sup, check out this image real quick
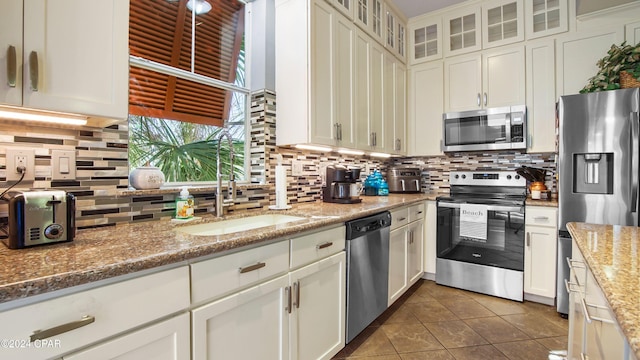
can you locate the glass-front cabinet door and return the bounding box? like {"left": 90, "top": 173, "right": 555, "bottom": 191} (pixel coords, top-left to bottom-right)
{"left": 409, "top": 17, "right": 442, "bottom": 64}
{"left": 355, "top": 0, "right": 369, "bottom": 29}
{"left": 443, "top": 6, "right": 482, "bottom": 57}
{"left": 525, "top": 0, "right": 568, "bottom": 39}
{"left": 482, "top": 0, "right": 524, "bottom": 48}
{"left": 327, "top": 0, "right": 354, "bottom": 20}
{"left": 370, "top": 0, "right": 384, "bottom": 43}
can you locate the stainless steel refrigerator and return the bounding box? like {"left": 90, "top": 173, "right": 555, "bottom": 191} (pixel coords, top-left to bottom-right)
{"left": 557, "top": 87, "right": 640, "bottom": 315}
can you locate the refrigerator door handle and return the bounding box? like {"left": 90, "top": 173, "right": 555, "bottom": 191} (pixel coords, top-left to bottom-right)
{"left": 631, "top": 111, "right": 639, "bottom": 213}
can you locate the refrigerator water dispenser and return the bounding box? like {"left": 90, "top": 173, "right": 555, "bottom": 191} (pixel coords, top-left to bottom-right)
{"left": 573, "top": 153, "right": 613, "bottom": 194}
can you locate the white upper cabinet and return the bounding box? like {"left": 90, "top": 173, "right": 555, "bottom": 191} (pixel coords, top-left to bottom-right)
{"left": 444, "top": 45, "right": 525, "bottom": 112}
{"left": 409, "top": 16, "right": 442, "bottom": 64}
{"left": 526, "top": 38, "right": 557, "bottom": 153}
{"left": 482, "top": 0, "right": 524, "bottom": 49}
{"left": 1, "top": 0, "right": 129, "bottom": 120}
{"left": 355, "top": 0, "right": 370, "bottom": 30}
{"left": 0, "top": 0, "right": 22, "bottom": 106}
{"left": 525, "top": 0, "right": 568, "bottom": 40}
{"left": 371, "top": 0, "right": 385, "bottom": 44}
{"left": 327, "top": 0, "right": 354, "bottom": 20}
{"left": 408, "top": 61, "right": 443, "bottom": 156}
{"left": 443, "top": 6, "right": 482, "bottom": 57}
{"left": 556, "top": 26, "right": 624, "bottom": 96}
{"left": 626, "top": 20, "right": 640, "bottom": 45}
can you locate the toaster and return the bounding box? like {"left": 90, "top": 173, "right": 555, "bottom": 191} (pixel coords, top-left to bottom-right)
{"left": 388, "top": 167, "right": 422, "bottom": 193}
{"left": 2, "top": 190, "right": 75, "bottom": 249}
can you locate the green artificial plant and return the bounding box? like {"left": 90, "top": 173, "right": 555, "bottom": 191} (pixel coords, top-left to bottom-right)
{"left": 581, "top": 41, "right": 640, "bottom": 93}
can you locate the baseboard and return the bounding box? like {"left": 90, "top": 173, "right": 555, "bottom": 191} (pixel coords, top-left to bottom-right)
{"left": 524, "top": 292, "right": 555, "bottom": 306}
{"left": 421, "top": 272, "right": 435, "bottom": 281}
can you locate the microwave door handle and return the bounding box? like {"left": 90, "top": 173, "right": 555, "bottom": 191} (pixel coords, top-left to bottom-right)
{"left": 630, "top": 111, "right": 639, "bottom": 213}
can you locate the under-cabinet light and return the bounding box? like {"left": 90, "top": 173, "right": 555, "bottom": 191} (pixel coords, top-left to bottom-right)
{"left": 338, "top": 149, "right": 365, "bottom": 156}
{"left": 369, "top": 152, "right": 392, "bottom": 158}
{"left": 295, "top": 144, "right": 332, "bottom": 152}
{"left": 0, "top": 106, "right": 87, "bottom": 126}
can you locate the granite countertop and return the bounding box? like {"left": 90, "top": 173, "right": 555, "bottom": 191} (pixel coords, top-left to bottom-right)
{"left": 0, "top": 193, "right": 439, "bottom": 306}
{"left": 525, "top": 196, "right": 558, "bottom": 207}
{"left": 567, "top": 222, "right": 640, "bottom": 359}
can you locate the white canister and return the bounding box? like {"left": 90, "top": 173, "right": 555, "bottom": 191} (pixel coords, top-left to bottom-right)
{"left": 129, "top": 166, "right": 165, "bottom": 190}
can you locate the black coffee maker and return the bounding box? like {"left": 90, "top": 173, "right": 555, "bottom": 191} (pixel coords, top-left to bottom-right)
{"left": 322, "top": 165, "right": 362, "bottom": 204}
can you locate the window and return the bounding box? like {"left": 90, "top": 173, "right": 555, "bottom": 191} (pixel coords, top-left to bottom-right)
{"left": 128, "top": 0, "right": 248, "bottom": 183}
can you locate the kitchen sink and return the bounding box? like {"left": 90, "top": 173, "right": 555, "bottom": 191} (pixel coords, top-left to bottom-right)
{"left": 175, "top": 214, "right": 306, "bottom": 236}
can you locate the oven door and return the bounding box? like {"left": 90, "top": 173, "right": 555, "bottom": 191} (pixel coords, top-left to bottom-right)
{"left": 436, "top": 200, "right": 525, "bottom": 271}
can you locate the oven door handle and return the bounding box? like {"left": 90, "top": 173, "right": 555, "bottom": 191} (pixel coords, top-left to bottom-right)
{"left": 437, "top": 202, "right": 523, "bottom": 213}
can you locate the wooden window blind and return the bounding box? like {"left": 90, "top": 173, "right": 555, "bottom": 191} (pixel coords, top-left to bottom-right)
{"left": 129, "top": 0, "right": 245, "bottom": 127}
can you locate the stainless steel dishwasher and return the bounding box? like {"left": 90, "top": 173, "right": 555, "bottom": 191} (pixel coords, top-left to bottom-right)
{"left": 345, "top": 211, "right": 392, "bottom": 343}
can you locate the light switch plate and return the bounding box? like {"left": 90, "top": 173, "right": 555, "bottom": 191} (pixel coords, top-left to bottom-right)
{"left": 6, "top": 149, "right": 35, "bottom": 181}
{"left": 52, "top": 150, "right": 76, "bottom": 180}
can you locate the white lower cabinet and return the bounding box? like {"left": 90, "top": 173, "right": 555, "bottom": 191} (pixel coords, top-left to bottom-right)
{"left": 64, "top": 313, "right": 190, "bottom": 360}
{"left": 523, "top": 206, "right": 558, "bottom": 304}
{"left": 191, "top": 274, "right": 290, "bottom": 360}
{"left": 389, "top": 203, "right": 425, "bottom": 306}
{"left": 0, "top": 267, "right": 190, "bottom": 360}
{"left": 289, "top": 252, "right": 346, "bottom": 360}
{"left": 568, "top": 239, "right": 630, "bottom": 360}
{"left": 191, "top": 226, "right": 346, "bottom": 360}
{"left": 422, "top": 200, "right": 437, "bottom": 279}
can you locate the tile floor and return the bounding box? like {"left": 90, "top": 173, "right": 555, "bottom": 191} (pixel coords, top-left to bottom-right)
{"left": 333, "top": 280, "right": 568, "bottom": 360}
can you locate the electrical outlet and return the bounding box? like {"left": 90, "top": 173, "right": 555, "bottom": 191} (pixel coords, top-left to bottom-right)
{"left": 6, "top": 149, "right": 35, "bottom": 181}
{"left": 291, "top": 160, "right": 304, "bottom": 176}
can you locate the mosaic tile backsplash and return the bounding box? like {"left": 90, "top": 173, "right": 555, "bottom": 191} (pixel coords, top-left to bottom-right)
{"left": 0, "top": 89, "right": 557, "bottom": 230}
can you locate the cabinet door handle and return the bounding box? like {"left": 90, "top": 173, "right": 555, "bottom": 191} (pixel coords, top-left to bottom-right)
{"left": 339, "top": 123, "right": 343, "bottom": 141}
{"left": 526, "top": 232, "right": 530, "bottom": 247}
{"left": 239, "top": 262, "right": 266, "bottom": 274}
{"left": 285, "top": 286, "right": 292, "bottom": 314}
{"left": 30, "top": 315, "right": 95, "bottom": 342}
{"left": 6, "top": 45, "right": 17, "bottom": 87}
{"left": 29, "top": 51, "right": 39, "bottom": 91}
{"left": 317, "top": 242, "right": 333, "bottom": 250}
{"left": 294, "top": 280, "right": 300, "bottom": 308}
{"left": 477, "top": 93, "right": 481, "bottom": 107}
{"left": 566, "top": 257, "right": 585, "bottom": 269}
{"left": 374, "top": 132, "right": 377, "bottom": 146}
{"left": 564, "top": 278, "right": 581, "bottom": 294}
{"left": 580, "top": 353, "right": 588, "bottom": 360}
{"left": 483, "top": 92, "right": 487, "bottom": 106}
{"left": 580, "top": 297, "right": 614, "bottom": 324}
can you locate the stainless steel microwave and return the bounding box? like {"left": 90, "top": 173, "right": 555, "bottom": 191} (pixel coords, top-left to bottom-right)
{"left": 442, "top": 105, "right": 527, "bottom": 152}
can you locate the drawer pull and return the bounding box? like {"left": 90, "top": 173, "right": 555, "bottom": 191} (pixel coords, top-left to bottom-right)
{"left": 30, "top": 315, "right": 95, "bottom": 342}
{"left": 239, "top": 262, "right": 266, "bottom": 274}
{"left": 397, "top": 217, "right": 407, "bottom": 222}
{"left": 317, "top": 242, "right": 333, "bottom": 250}
{"left": 580, "top": 297, "right": 614, "bottom": 324}
{"left": 416, "top": 211, "right": 423, "bottom": 215}
{"left": 534, "top": 216, "right": 549, "bottom": 221}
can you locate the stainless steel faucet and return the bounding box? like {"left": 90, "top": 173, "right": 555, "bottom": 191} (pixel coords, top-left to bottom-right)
{"left": 216, "top": 130, "right": 236, "bottom": 217}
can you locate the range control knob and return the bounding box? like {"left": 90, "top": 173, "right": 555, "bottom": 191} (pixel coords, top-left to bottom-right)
{"left": 454, "top": 175, "right": 459, "bottom": 179}
{"left": 507, "top": 175, "right": 512, "bottom": 180}
{"left": 461, "top": 174, "right": 466, "bottom": 179}
{"left": 515, "top": 175, "right": 520, "bottom": 180}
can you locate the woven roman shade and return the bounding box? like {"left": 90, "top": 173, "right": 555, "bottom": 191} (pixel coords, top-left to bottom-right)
{"left": 129, "top": 0, "right": 245, "bottom": 126}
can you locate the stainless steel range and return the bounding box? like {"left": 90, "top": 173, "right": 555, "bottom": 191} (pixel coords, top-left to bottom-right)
{"left": 436, "top": 171, "right": 527, "bottom": 301}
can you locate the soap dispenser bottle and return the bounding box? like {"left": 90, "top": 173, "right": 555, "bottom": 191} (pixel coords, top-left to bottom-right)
{"left": 175, "top": 187, "right": 194, "bottom": 219}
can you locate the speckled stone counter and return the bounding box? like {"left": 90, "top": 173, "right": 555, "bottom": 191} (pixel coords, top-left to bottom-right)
{"left": 525, "top": 197, "right": 558, "bottom": 207}
{"left": 0, "top": 193, "right": 439, "bottom": 307}
{"left": 567, "top": 222, "right": 640, "bottom": 359}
